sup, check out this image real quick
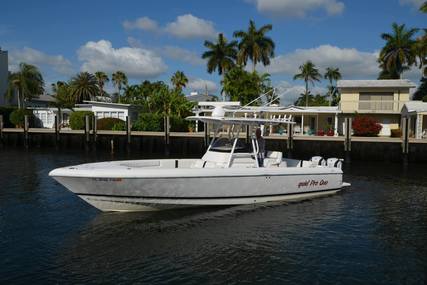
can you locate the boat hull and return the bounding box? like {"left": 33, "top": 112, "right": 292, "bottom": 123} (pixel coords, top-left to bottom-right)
{"left": 51, "top": 169, "right": 344, "bottom": 212}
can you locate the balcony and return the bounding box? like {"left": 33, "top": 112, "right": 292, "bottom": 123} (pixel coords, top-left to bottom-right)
{"left": 340, "top": 100, "right": 404, "bottom": 113}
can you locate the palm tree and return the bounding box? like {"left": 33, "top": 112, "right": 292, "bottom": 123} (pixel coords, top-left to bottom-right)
{"left": 95, "top": 71, "right": 109, "bottom": 97}
{"left": 420, "top": 1, "right": 427, "bottom": 13}
{"left": 293, "top": 61, "right": 321, "bottom": 107}
{"left": 233, "top": 20, "right": 275, "bottom": 72}
{"left": 324, "top": 67, "right": 342, "bottom": 106}
{"left": 202, "top": 33, "right": 237, "bottom": 101}
{"left": 379, "top": 23, "right": 418, "bottom": 78}
{"left": 5, "top": 63, "right": 44, "bottom": 109}
{"left": 69, "top": 72, "right": 99, "bottom": 103}
{"left": 171, "top": 71, "right": 188, "bottom": 91}
{"left": 112, "top": 71, "right": 128, "bottom": 103}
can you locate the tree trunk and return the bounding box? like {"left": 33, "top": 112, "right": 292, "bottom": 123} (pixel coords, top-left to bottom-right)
{"left": 17, "top": 88, "right": 21, "bottom": 109}
{"left": 305, "top": 80, "right": 309, "bottom": 107}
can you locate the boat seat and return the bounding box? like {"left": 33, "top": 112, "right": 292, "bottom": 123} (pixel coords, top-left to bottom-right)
{"left": 264, "top": 151, "right": 283, "bottom": 167}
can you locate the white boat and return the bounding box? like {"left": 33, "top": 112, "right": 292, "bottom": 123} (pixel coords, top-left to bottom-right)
{"left": 49, "top": 104, "right": 350, "bottom": 212}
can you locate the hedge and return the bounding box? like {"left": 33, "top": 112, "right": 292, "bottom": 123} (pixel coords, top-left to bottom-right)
{"left": 9, "top": 109, "right": 34, "bottom": 128}
{"left": 0, "top": 106, "right": 17, "bottom": 128}
{"left": 131, "top": 113, "right": 191, "bottom": 132}
{"left": 69, "top": 111, "right": 94, "bottom": 130}
{"left": 97, "top": 118, "right": 126, "bottom": 130}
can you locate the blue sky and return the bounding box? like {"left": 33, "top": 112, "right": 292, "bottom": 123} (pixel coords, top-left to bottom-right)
{"left": 1, "top": 0, "right": 426, "bottom": 103}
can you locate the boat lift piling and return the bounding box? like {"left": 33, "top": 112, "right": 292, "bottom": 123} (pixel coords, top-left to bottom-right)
{"left": 401, "top": 117, "right": 410, "bottom": 165}
{"left": 54, "top": 115, "right": 60, "bottom": 148}
{"left": 126, "top": 116, "right": 132, "bottom": 153}
{"left": 92, "top": 115, "right": 97, "bottom": 145}
{"left": 84, "top": 115, "right": 90, "bottom": 151}
{"left": 24, "top": 115, "right": 29, "bottom": 148}
{"left": 286, "top": 123, "right": 293, "bottom": 158}
{"left": 0, "top": 115, "right": 3, "bottom": 147}
{"left": 344, "top": 117, "right": 352, "bottom": 163}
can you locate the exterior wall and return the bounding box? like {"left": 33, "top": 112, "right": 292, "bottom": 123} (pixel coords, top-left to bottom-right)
{"left": 32, "top": 108, "right": 72, "bottom": 128}
{"left": 340, "top": 87, "right": 410, "bottom": 114}
{"left": 0, "top": 50, "right": 8, "bottom": 106}
{"left": 91, "top": 105, "right": 129, "bottom": 121}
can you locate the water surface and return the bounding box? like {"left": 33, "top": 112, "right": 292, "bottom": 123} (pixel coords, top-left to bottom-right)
{"left": 0, "top": 148, "right": 426, "bottom": 284}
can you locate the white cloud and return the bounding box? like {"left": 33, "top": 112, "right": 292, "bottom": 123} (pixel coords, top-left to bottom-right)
{"left": 399, "top": 0, "right": 424, "bottom": 9}
{"left": 187, "top": 78, "right": 218, "bottom": 93}
{"left": 162, "top": 46, "right": 204, "bottom": 65}
{"left": 261, "top": 44, "right": 380, "bottom": 79}
{"left": 123, "top": 17, "right": 158, "bottom": 31}
{"left": 164, "top": 14, "right": 217, "bottom": 39}
{"left": 276, "top": 81, "right": 327, "bottom": 105}
{"left": 251, "top": 0, "right": 344, "bottom": 18}
{"left": 9, "top": 47, "right": 73, "bottom": 75}
{"left": 77, "top": 40, "right": 167, "bottom": 78}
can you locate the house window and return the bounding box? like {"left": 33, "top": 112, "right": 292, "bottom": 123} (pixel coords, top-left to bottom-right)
{"left": 118, "top": 112, "right": 125, "bottom": 120}
{"left": 103, "top": 112, "right": 110, "bottom": 118}
{"left": 359, "top": 92, "right": 394, "bottom": 111}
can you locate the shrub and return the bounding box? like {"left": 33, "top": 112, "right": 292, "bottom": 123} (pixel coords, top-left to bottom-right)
{"left": 132, "top": 113, "right": 163, "bottom": 131}
{"left": 112, "top": 121, "right": 126, "bottom": 131}
{"left": 317, "top": 129, "right": 325, "bottom": 136}
{"left": 9, "top": 109, "right": 34, "bottom": 128}
{"left": 390, "top": 128, "right": 402, "bottom": 138}
{"left": 170, "top": 115, "right": 190, "bottom": 132}
{"left": 0, "top": 106, "right": 17, "bottom": 128}
{"left": 352, "top": 116, "right": 382, "bottom": 136}
{"left": 97, "top": 117, "right": 125, "bottom": 130}
{"left": 69, "top": 111, "right": 93, "bottom": 130}
{"left": 326, "top": 129, "right": 334, "bottom": 136}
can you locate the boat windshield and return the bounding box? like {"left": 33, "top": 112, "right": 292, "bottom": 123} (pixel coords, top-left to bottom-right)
{"left": 210, "top": 138, "right": 248, "bottom": 153}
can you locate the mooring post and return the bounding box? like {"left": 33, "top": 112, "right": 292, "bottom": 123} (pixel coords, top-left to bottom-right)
{"left": 286, "top": 123, "right": 293, "bottom": 158}
{"left": 344, "top": 117, "right": 352, "bottom": 163}
{"left": 24, "top": 115, "right": 29, "bottom": 148}
{"left": 126, "top": 116, "right": 132, "bottom": 152}
{"left": 204, "top": 122, "right": 209, "bottom": 149}
{"left": 246, "top": 125, "right": 250, "bottom": 144}
{"left": 54, "top": 115, "right": 60, "bottom": 147}
{"left": 164, "top": 115, "right": 170, "bottom": 155}
{"left": 402, "top": 117, "right": 409, "bottom": 164}
{"left": 92, "top": 115, "right": 97, "bottom": 144}
{"left": 0, "top": 114, "right": 3, "bottom": 146}
{"left": 84, "top": 115, "right": 90, "bottom": 150}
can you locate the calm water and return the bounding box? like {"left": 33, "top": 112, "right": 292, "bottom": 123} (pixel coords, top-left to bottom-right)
{"left": 0, "top": 148, "right": 427, "bottom": 284}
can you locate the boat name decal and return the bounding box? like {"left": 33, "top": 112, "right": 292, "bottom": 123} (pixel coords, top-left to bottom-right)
{"left": 298, "top": 179, "right": 328, "bottom": 188}
{"left": 92, "top": 178, "right": 122, "bottom": 182}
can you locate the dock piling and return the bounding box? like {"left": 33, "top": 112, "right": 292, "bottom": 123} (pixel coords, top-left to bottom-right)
{"left": 344, "top": 117, "right": 352, "bottom": 163}
{"left": 286, "top": 123, "right": 293, "bottom": 158}
{"left": 54, "top": 115, "right": 60, "bottom": 147}
{"left": 84, "top": 115, "right": 90, "bottom": 150}
{"left": 93, "top": 116, "right": 97, "bottom": 144}
{"left": 24, "top": 115, "right": 29, "bottom": 148}
{"left": 164, "top": 115, "right": 170, "bottom": 155}
{"left": 0, "top": 115, "right": 3, "bottom": 146}
{"left": 402, "top": 117, "right": 409, "bottom": 164}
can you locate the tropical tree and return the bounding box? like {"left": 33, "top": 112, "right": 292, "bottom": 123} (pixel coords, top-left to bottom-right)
{"left": 95, "top": 71, "right": 109, "bottom": 97}
{"left": 202, "top": 33, "right": 238, "bottom": 101}
{"left": 294, "top": 93, "right": 329, "bottom": 107}
{"left": 324, "top": 67, "right": 342, "bottom": 106}
{"left": 293, "top": 61, "right": 322, "bottom": 107}
{"left": 420, "top": 1, "right": 427, "bottom": 13}
{"left": 413, "top": 77, "right": 427, "bottom": 101}
{"left": 112, "top": 71, "right": 128, "bottom": 103}
{"left": 69, "top": 72, "right": 99, "bottom": 103}
{"left": 5, "top": 63, "right": 44, "bottom": 109}
{"left": 222, "top": 66, "right": 268, "bottom": 105}
{"left": 379, "top": 23, "right": 418, "bottom": 78}
{"left": 50, "top": 81, "right": 74, "bottom": 126}
{"left": 171, "top": 71, "right": 188, "bottom": 91}
{"left": 233, "top": 20, "right": 275, "bottom": 72}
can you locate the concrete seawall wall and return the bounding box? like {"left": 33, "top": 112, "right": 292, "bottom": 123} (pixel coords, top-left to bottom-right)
{"left": 2, "top": 130, "right": 427, "bottom": 163}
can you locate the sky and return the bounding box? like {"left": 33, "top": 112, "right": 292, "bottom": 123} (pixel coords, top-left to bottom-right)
{"left": 1, "top": 0, "right": 426, "bottom": 104}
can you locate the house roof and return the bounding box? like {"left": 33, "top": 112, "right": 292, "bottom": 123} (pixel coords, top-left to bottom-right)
{"left": 402, "top": 101, "right": 427, "bottom": 113}
{"left": 337, "top": 79, "right": 416, "bottom": 88}
{"left": 31, "top": 95, "right": 56, "bottom": 102}
{"left": 81, "top": 101, "right": 133, "bottom": 107}
{"left": 186, "top": 94, "right": 217, "bottom": 102}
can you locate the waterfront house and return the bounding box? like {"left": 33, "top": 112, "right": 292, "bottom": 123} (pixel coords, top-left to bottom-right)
{"left": 337, "top": 79, "right": 416, "bottom": 136}
{"left": 401, "top": 101, "right": 427, "bottom": 139}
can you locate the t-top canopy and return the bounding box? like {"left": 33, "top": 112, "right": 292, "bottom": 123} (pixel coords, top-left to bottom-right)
{"left": 186, "top": 115, "right": 294, "bottom": 126}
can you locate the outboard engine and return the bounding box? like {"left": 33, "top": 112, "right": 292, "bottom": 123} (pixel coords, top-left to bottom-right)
{"left": 327, "top": 158, "right": 343, "bottom": 169}
{"left": 310, "top": 156, "right": 326, "bottom": 166}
